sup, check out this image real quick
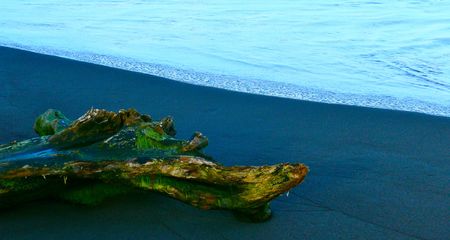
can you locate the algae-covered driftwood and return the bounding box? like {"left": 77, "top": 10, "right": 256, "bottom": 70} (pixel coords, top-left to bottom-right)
{"left": 0, "top": 108, "right": 308, "bottom": 221}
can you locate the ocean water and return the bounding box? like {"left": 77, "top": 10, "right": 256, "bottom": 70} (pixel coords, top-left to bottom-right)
{"left": 0, "top": 0, "right": 449, "bottom": 116}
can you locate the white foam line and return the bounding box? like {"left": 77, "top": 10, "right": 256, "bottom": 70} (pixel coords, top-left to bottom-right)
{"left": 2, "top": 42, "right": 449, "bottom": 117}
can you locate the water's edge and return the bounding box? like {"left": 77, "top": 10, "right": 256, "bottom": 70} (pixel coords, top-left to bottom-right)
{"left": 2, "top": 43, "right": 449, "bottom": 117}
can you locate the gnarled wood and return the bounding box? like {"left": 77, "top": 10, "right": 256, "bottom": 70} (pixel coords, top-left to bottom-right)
{"left": 0, "top": 108, "right": 308, "bottom": 221}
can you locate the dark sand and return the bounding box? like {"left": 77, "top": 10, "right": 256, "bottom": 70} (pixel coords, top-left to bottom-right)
{"left": 0, "top": 46, "right": 449, "bottom": 240}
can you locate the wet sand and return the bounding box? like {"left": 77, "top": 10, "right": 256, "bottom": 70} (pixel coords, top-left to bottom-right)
{"left": 0, "top": 46, "right": 449, "bottom": 240}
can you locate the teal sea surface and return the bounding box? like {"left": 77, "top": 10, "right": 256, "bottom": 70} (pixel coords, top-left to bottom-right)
{"left": 0, "top": 0, "right": 449, "bottom": 116}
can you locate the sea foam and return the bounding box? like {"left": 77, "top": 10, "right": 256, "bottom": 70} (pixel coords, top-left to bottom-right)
{"left": 1, "top": 0, "right": 449, "bottom": 116}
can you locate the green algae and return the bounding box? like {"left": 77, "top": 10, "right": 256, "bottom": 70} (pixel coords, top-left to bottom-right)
{"left": 0, "top": 178, "right": 45, "bottom": 192}
{"left": 135, "top": 124, "right": 179, "bottom": 150}
{"left": 0, "top": 108, "right": 308, "bottom": 222}
{"left": 59, "top": 183, "right": 132, "bottom": 205}
{"left": 34, "top": 109, "right": 70, "bottom": 136}
{"left": 133, "top": 174, "right": 241, "bottom": 209}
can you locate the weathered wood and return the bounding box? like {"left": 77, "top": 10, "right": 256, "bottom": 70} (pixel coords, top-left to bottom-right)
{"left": 0, "top": 108, "right": 308, "bottom": 221}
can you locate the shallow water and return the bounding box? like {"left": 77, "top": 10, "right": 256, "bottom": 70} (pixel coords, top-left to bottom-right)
{"left": 0, "top": 0, "right": 449, "bottom": 116}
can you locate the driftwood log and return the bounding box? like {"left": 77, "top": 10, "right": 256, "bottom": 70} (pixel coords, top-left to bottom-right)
{"left": 0, "top": 108, "right": 308, "bottom": 221}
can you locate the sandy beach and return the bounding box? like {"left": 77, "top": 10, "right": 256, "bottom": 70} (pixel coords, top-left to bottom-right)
{"left": 0, "top": 46, "right": 449, "bottom": 239}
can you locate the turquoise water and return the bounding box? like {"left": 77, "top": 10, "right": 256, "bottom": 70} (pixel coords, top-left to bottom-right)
{"left": 0, "top": 0, "right": 449, "bottom": 116}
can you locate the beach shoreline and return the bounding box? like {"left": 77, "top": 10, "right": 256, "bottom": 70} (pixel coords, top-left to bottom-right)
{"left": 3, "top": 43, "right": 450, "bottom": 118}
{"left": 1, "top": 46, "right": 449, "bottom": 239}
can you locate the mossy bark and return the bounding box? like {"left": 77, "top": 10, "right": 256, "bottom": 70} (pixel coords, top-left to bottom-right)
{"left": 0, "top": 108, "right": 308, "bottom": 222}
